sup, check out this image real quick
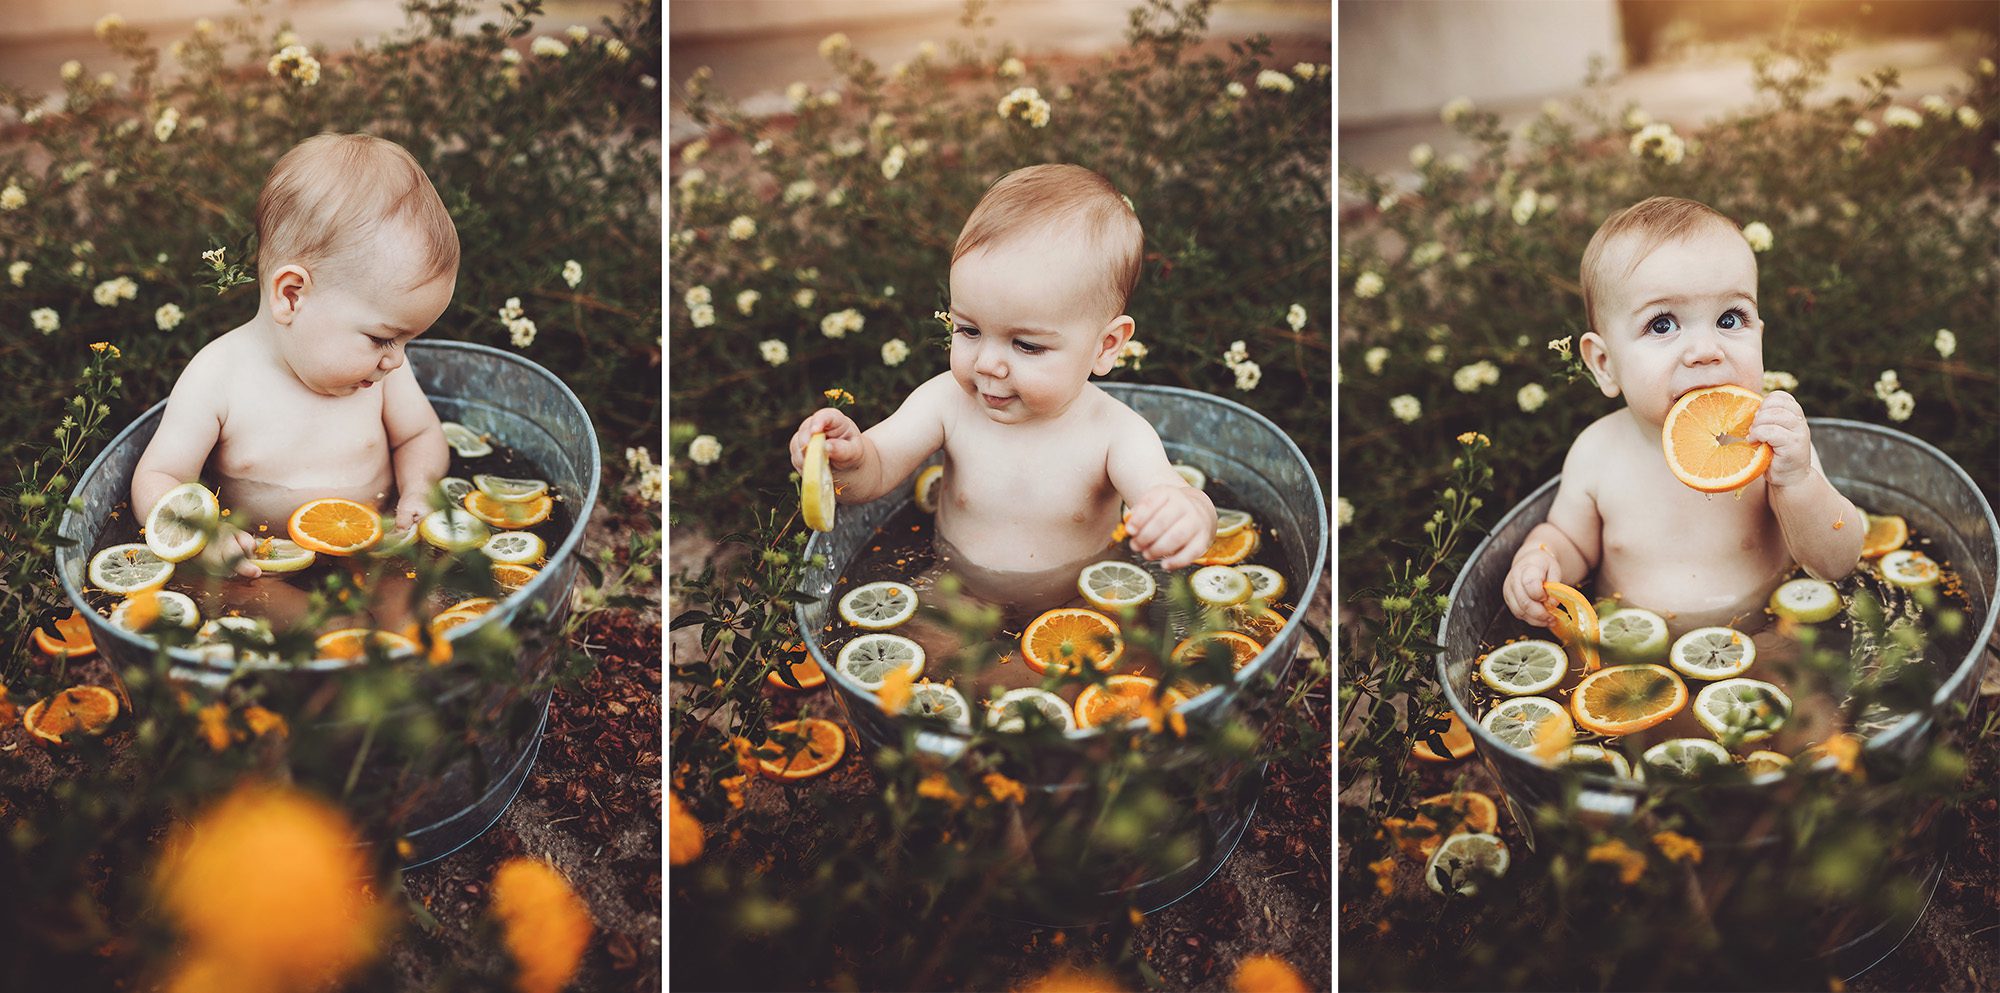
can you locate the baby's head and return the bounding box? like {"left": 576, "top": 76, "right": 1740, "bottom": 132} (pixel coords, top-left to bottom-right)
{"left": 254, "top": 133, "right": 459, "bottom": 396}
{"left": 1578, "top": 195, "right": 1765, "bottom": 427}
{"left": 947, "top": 163, "right": 1142, "bottom": 422}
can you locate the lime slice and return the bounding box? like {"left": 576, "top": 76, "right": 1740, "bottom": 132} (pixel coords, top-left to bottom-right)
{"left": 913, "top": 464, "right": 944, "bottom": 514}
{"left": 1172, "top": 464, "right": 1207, "bottom": 489}
{"left": 1213, "top": 508, "right": 1252, "bottom": 537}
{"left": 1560, "top": 744, "right": 1634, "bottom": 779}
{"left": 1424, "top": 832, "right": 1509, "bottom": 896}
{"left": 1236, "top": 564, "right": 1286, "bottom": 602}
{"left": 1770, "top": 578, "right": 1842, "bottom": 623}
{"left": 1742, "top": 749, "right": 1792, "bottom": 781}
{"left": 1641, "top": 737, "right": 1732, "bottom": 779}
{"left": 1190, "top": 565, "right": 1251, "bottom": 607}
{"left": 89, "top": 543, "right": 175, "bottom": 595}
{"left": 1669, "top": 626, "right": 1756, "bottom": 680}
{"left": 1598, "top": 607, "right": 1669, "bottom": 664}
{"left": 1693, "top": 678, "right": 1791, "bottom": 743}
{"left": 442, "top": 422, "right": 493, "bottom": 458}
{"left": 481, "top": 530, "right": 547, "bottom": 565}
{"left": 835, "top": 632, "right": 924, "bottom": 690}
{"left": 904, "top": 680, "right": 970, "bottom": 730}
{"left": 1480, "top": 695, "right": 1573, "bottom": 754}
{"left": 1478, "top": 640, "right": 1567, "bottom": 696}
{"left": 110, "top": 590, "right": 201, "bottom": 632}
{"left": 987, "top": 687, "right": 1076, "bottom": 733}
{"left": 144, "top": 482, "right": 219, "bottom": 564}
{"left": 838, "top": 581, "right": 918, "bottom": 631}
{"left": 1878, "top": 549, "right": 1941, "bottom": 589}
{"left": 419, "top": 507, "right": 491, "bottom": 552}
{"left": 474, "top": 474, "right": 549, "bottom": 504}
{"left": 248, "top": 537, "right": 317, "bottom": 573}
{"left": 1077, "top": 560, "right": 1156, "bottom": 612}
{"left": 801, "top": 432, "right": 836, "bottom": 533}
{"left": 439, "top": 476, "right": 475, "bottom": 505}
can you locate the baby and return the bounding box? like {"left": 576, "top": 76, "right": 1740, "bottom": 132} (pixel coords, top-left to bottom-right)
{"left": 1505, "top": 196, "right": 1863, "bottom": 631}
{"left": 132, "top": 133, "right": 458, "bottom": 579}
{"left": 788, "top": 164, "right": 1216, "bottom": 609}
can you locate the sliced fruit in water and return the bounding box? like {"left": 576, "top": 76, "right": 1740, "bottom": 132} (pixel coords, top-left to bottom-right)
{"left": 835, "top": 632, "right": 925, "bottom": 690}
{"left": 1478, "top": 640, "right": 1567, "bottom": 696}
{"left": 1693, "top": 678, "right": 1791, "bottom": 743}
{"left": 1597, "top": 607, "right": 1669, "bottom": 664}
{"left": 1769, "top": 578, "right": 1842, "bottom": 624}
{"left": 144, "top": 481, "right": 219, "bottom": 563}
{"left": 837, "top": 581, "right": 918, "bottom": 631}
{"left": 1670, "top": 626, "right": 1758, "bottom": 679}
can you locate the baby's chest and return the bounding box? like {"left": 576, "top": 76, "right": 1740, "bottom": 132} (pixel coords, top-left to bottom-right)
{"left": 214, "top": 392, "right": 389, "bottom": 472}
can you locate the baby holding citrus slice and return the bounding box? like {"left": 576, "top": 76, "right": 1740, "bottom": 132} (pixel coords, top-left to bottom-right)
{"left": 131, "top": 134, "right": 457, "bottom": 579}
{"left": 1504, "top": 196, "right": 1864, "bottom": 631}
{"left": 787, "top": 164, "right": 1216, "bottom": 610}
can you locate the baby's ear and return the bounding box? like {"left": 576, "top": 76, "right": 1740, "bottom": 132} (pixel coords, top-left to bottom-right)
{"left": 1090, "top": 315, "right": 1134, "bottom": 376}
{"left": 267, "top": 264, "right": 312, "bottom": 324}
{"left": 1577, "top": 331, "right": 1620, "bottom": 399}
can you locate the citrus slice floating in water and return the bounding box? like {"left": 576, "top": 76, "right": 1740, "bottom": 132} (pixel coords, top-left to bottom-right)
{"left": 1075, "top": 675, "right": 1187, "bottom": 730}
{"left": 441, "top": 421, "right": 493, "bottom": 458}
{"left": 1190, "top": 565, "right": 1252, "bottom": 607}
{"left": 288, "top": 497, "right": 382, "bottom": 556}
{"left": 1478, "top": 640, "right": 1567, "bottom": 696}
{"left": 32, "top": 611, "right": 98, "bottom": 660}
{"left": 1662, "top": 384, "right": 1772, "bottom": 493}
{"left": 144, "top": 481, "right": 219, "bottom": 564}
{"left": 1480, "top": 696, "right": 1573, "bottom": 756}
{"left": 1424, "top": 832, "right": 1509, "bottom": 896}
{"left": 1571, "top": 664, "right": 1688, "bottom": 736}
{"left": 110, "top": 590, "right": 200, "bottom": 633}
{"left": 1193, "top": 528, "right": 1258, "bottom": 566}
{"left": 1859, "top": 512, "right": 1907, "bottom": 558}
{"left": 1076, "top": 560, "right": 1156, "bottom": 612}
{"left": 1172, "top": 464, "right": 1207, "bottom": 490}
{"left": 1641, "top": 737, "right": 1732, "bottom": 779}
{"left": 904, "top": 680, "right": 971, "bottom": 730}
{"left": 756, "top": 717, "right": 846, "bottom": 779}
{"left": 1598, "top": 607, "right": 1669, "bottom": 665}
{"left": 473, "top": 474, "right": 549, "bottom": 504}
{"left": 1412, "top": 709, "right": 1476, "bottom": 762}
{"left": 1020, "top": 607, "right": 1123, "bottom": 674}
{"left": 987, "top": 687, "right": 1076, "bottom": 733}
{"left": 913, "top": 464, "right": 944, "bottom": 514}
{"left": 23, "top": 685, "right": 120, "bottom": 745}
{"left": 482, "top": 530, "right": 547, "bottom": 565}
{"left": 1171, "top": 630, "right": 1264, "bottom": 671}
{"left": 800, "top": 432, "right": 836, "bottom": 533}
{"left": 88, "top": 543, "right": 174, "bottom": 595}
{"left": 419, "top": 507, "right": 491, "bottom": 552}
{"left": 835, "top": 632, "right": 925, "bottom": 690}
{"left": 1692, "top": 677, "right": 1791, "bottom": 743}
{"left": 1213, "top": 508, "right": 1253, "bottom": 538}
{"left": 1769, "top": 578, "right": 1842, "bottom": 624}
{"left": 1541, "top": 581, "right": 1601, "bottom": 671}
{"left": 1236, "top": 564, "right": 1286, "bottom": 602}
{"left": 1877, "top": 549, "right": 1941, "bottom": 589}
{"left": 1560, "top": 744, "right": 1634, "bottom": 779}
{"left": 837, "top": 581, "right": 918, "bottom": 631}
{"left": 1670, "top": 626, "right": 1757, "bottom": 679}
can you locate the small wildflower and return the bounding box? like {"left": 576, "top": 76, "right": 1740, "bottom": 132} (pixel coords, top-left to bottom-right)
{"left": 1883, "top": 106, "right": 1922, "bottom": 129}
{"left": 1587, "top": 839, "right": 1647, "bottom": 885}
{"left": 758, "top": 339, "right": 789, "bottom": 366}
{"left": 1742, "top": 221, "right": 1773, "bottom": 252}
{"left": 1763, "top": 370, "right": 1798, "bottom": 392}
{"left": 531, "top": 36, "right": 570, "bottom": 59}
{"left": 561, "top": 260, "right": 583, "bottom": 288}
{"left": 1390, "top": 394, "right": 1422, "bottom": 423}
{"left": 1934, "top": 328, "right": 1956, "bottom": 359}
{"left": 1286, "top": 303, "right": 1307, "bottom": 331}
{"left": 727, "top": 215, "right": 756, "bottom": 241}
{"left": 689, "top": 304, "right": 714, "bottom": 329}
{"left": 1651, "top": 831, "right": 1704, "bottom": 864}
{"left": 736, "top": 289, "right": 760, "bottom": 315}
{"left": 1354, "top": 271, "right": 1384, "bottom": 298}
{"left": 1517, "top": 382, "right": 1548, "bottom": 413}
{"left": 1440, "top": 96, "right": 1473, "bottom": 124}
{"left": 1256, "top": 69, "right": 1294, "bottom": 93}
{"left": 881, "top": 339, "right": 911, "bottom": 367}
{"left": 688, "top": 435, "right": 721, "bottom": 466}
{"left": 155, "top": 303, "right": 185, "bottom": 331}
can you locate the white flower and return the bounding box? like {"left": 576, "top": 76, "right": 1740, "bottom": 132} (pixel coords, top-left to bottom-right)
{"left": 1742, "top": 221, "right": 1773, "bottom": 252}
{"left": 61, "top": 60, "right": 83, "bottom": 82}
{"left": 1762, "top": 370, "right": 1799, "bottom": 392}
{"left": 1958, "top": 106, "right": 1983, "bottom": 129}
{"left": 820, "top": 308, "right": 863, "bottom": 338}
{"left": 881, "top": 339, "right": 911, "bottom": 366}
{"left": 684, "top": 286, "right": 711, "bottom": 309}
{"left": 1511, "top": 188, "right": 1537, "bottom": 226}
{"left": 603, "top": 38, "right": 630, "bottom": 62}
{"left": 1233, "top": 360, "right": 1262, "bottom": 391}
{"left": 688, "top": 435, "right": 722, "bottom": 466}
{"left": 1885, "top": 390, "right": 1915, "bottom": 422}
{"left": 1884, "top": 106, "right": 1923, "bottom": 129}
{"left": 1624, "top": 107, "right": 1652, "bottom": 130}
{"left": 1441, "top": 97, "right": 1473, "bottom": 123}
{"left": 1364, "top": 347, "right": 1389, "bottom": 375}
{"left": 153, "top": 106, "right": 179, "bottom": 142}
{"left": 565, "top": 24, "right": 589, "bottom": 43}
{"left": 1630, "top": 122, "right": 1685, "bottom": 164}
{"left": 31, "top": 308, "right": 59, "bottom": 333}
{"left": 759, "top": 339, "right": 789, "bottom": 366}
{"left": 1922, "top": 94, "right": 1953, "bottom": 117}
{"left": 1256, "top": 69, "right": 1294, "bottom": 93}
{"left": 795, "top": 288, "right": 817, "bottom": 308}
{"left": 509, "top": 317, "right": 537, "bottom": 347}
{"left": 1452, "top": 360, "right": 1500, "bottom": 393}
{"left": 1517, "top": 382, "right": 1548, "bottom": 412}
{"left": 690, "top": 304, "right": 715, "bottom": 329}
{"left": 881, "top": 144, "right": 908, "bottom": 181}
{"left": 531, "top": 36, "right": 570, "bottom": 59}
{"left": 7, "top": 261, "right": 27, "bottom": 286}
{"left": 1353, "top": 271, "right": 1384, "bottom": 298}
{"left": 266, "top": 45, "right": 321, "bottom": 86}
{"left": 998, "top": 56, "right": 1024, "bottom": 78}
{"left": 1286, "top": 304, "right": 1307, "bottom": 331}
{"left": 0, "top": 184, "right": 24, "bottom": 211}
{"left": 1408, "top": 143, "right": 1434, "bottom": 168}
{"left": 1873, "top": 369, "right": 1901, "bottom": 401}
{"left": 155, "top": 302, "right": 184, "bottom": 331}
{"left": 1113, "top": 339, "right": 1149, "bottom": 370}
{"left": 94, "top": 14, "right": 123, "bottom": 38}
{"left": 1225, "top": 81, "right": 1247, "bottom": 99}
{"left": 1935, "top": 328, "right": 1957, "bottom": 359}
{"left": 92, "top": 276, "right": 138, "bottom": 307}
{"left": 1852, "top": 118, "right": 1877, "bottom": 136}
{"left": 1337, "top": 497, "right": 1354, "bottom": 528}
{"left": 728, "top": 215, "right": 757, "bottom": 240}
{"left": 1390, "top": 394, "right": 1422, "bottom": 423}
{"left": 1424, "top": 344, "right": 1447, "bottom": 364}
{"left": 997, "top": 87, "right": 1051, "bottom": 127}
{"left": 783, "top": 179, "right": 819, "bottom": 205}
{"left": 1409, "top": 241, "right": 1445, "bottom": 268}
{"left": 818, "top": 32, "right": 850, "bottom": 59}
{"left": 562, "top": 259, "right": 583, "bottom": 288}
{"left": 734, "top": 290, "right": 760, "bottom": 316}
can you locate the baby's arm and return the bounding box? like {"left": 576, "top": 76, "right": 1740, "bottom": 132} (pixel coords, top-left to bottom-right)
{"left": 787, "top": 373, "right": 950, "bottom": 505}
{"left": 1750, "top": 391, "right": 1863, "bottom": 580}
{"left": 1503, "top": 438, "right": 1604, "bottom": 627}
{"left": 1105, "top": 408, "right": 1215, "bottom": 571}
{"left": 131, "top": 357, "right": 260, "bottom": 577}
{"left": 382, "top": 363, "right": 449, "bottom": 529}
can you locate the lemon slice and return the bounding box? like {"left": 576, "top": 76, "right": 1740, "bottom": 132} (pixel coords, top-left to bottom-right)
{"left": 1236, "top": 564, "right": 1286, "bottom": 602}
{"left": 110, "top": 590, "right": 201, "bottom": 632}
{"left": 1077, "top": 560, "right": 1156, "bottom": 612}
{"left": 1598, "top": 607, "right": 1669, "bottom": 664}
{"left": 835, "top": 632, "right": 925, "bottom": 690}
{"left": 1172, "top": 463, "right": 1207, "bottom": 490}
{"left": 987, "top": 687, "right": 1076, "bottom": 733}
{"left": 1213, "top": 508, "right": 1252, "bottom": 537}
{"left": 248, "top": 537, "right": 317, "bottom": 573}
{"left": 1669, "top": 626, "right": 1756, "bottom": 680}
{"left": 442, "top": 422, "right": 493, "bottom": 458}
{"left": 481, "top": 530, "right": 547, "bottom": 565}
{"left": 1742, "top": 749, "right": 1793, "bottom": 781}
{"left": 1641, "top": 737, "right": 1731, "bottom": 779}
{"left": 801, "top": 432, "right": 836, "bottom": 533}
{"left": 1769, "top": 578, "right": 1842, "bottom": 623}
{"left": 419, "top": 507, "right": 491, "bottom": 552}
{"left": 904, "top": 679, "right": 970, "bottom": 730}
{"left": 1480, "top": 695, "right": 1572, "bottom": 754}
{"left": 1478, "top": 640, "right": 1567, "bottom": 696}
{"left": 838, "top": 581, "right": 918, "bottom": 631}
{"left": 474, "top": 474, "right": 549, "bottom": 503}
{"left": 144, "top": 482, "right": 219, "bottom": 563}
{"left": 439, "top": 476, "right": 475, "bottom": 505}
{"left": 1560, "top": 744, "right": 1634, "bottom": 779}
{"left": 913, "top": 464, "right": 944, "bottom": 514}
{"left": 1424, "top": 832, "right": 1509, "bottom": 896}
{"left": 1190, "top": 565, "right": 1251, "bottom": 607}
{"left": 1693, "top": 678, "right": 1791, "bottom": 743}
{"left": 89, "top": 543, "right": 175, "bottom": 595}
{"left": 1878, "top": 549, "right": 1941, "bottom": 589}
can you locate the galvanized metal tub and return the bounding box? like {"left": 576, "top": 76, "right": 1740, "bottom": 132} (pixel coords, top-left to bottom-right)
{"left": 56, "top": 339, "right": 600, "bottom": 867}
{"left": 1436, "top": 419, "right": 1999, "bottom": 975}
{"left": 796, "top": 383, "right": 1328, "bottom": 923}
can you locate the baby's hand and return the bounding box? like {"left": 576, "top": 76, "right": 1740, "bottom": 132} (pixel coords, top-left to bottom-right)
{"left": 1747, "top": 390, "right": 1814, "bottom": 488}
{"left": 789, "top": 408, "right": 866, "bottom": 473}
{"left": 199, "top": 521, "right": 262, "bottom": 579}
{"left": 1124, "top": 484, "right": 1216, "bottom": 571}
{"left": 1503, "top": 546, "right": 1562, "bottom": 627}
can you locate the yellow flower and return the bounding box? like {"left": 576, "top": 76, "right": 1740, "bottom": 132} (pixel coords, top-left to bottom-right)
{"left": 491, "top": 858, "right": 594, "bottom": 993}
{"left": 1232, "top": 954, "right": 1311, "bottom": 993}
{"left": 156, "top": 783, "right": 382, "bottom": 993}
{"left": 983, "top": 772, "right": 1027, "bottom": 806}
{"left": 1586, "top": 839, "right": 1646, "bottom": 885}
{"left": 668, "top": 791, "right": 704, "bottom": 866}
{"left": 1651, "top": 830, "right": 1703, "bottom": 864}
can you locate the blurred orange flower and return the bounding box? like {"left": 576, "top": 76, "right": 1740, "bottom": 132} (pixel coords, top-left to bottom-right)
{"left": 491, "top": 858, "right": 594, "bottom": 993}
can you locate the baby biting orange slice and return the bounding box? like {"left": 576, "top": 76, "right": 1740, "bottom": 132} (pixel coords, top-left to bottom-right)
{"left": 1662, "top": 385, "right": 1772, "bottom": 493}
{"left": 1541, "top": 581, "right": 1601, "bottom": 671}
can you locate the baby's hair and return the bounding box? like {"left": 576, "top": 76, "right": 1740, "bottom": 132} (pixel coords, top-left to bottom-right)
{"left": 952, "top": 163, "right": 1143, "bottom": 319}
{"left": 1580, "top": 195, "right": 1745, "bottom": 334}
{"left": 254, "top": 132, "right": 459, "bottom": 290}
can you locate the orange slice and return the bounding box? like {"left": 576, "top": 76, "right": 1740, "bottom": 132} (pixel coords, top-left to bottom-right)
{"left": 463, "top": 491, "right": 553, "bottom": 529}
{"left": 766, "top": 647, "right": 826, "bottom": 691}
{"left": 1074, "top": 675, "right": 1188, "bottom": 730}
{"left": 1412, "top": 709, "right": 1476, "bottom": 762}
{"left": 1194, "top": 527, "right": 1259, "bottom": 566}
{"left": 1662, "top": 385, "right": 1772, "bottom": 492}
{"left": 313, "top": 627, "right": 420, "bottom": 661}
{"left": 1171, "top": 630, "right": 1265, "bottom": 671}
{"left": 23, "top": 685, "right": 120, "bottom": 744}
{"left": 287, "top": 498, "right": 383, "bottom": 556}
{"left": 1571, "top": 663, "right": 1688, "bottom": 736}
{"left": 1541, "top": 581, "right": 1601, "bottom": 671}
{"left": 1020, "top": 607, "right": 1123, "bottom": 674}
{"left": 755, "top": 717, "right": 846, "bottom": 779}
{"left": 1859, "top": 513, "right": 1907, "bottom": 558}
{"left": 32, "top": 611, "right": 98, "bottom": 660}
{"left": 492, "top": 563, "right": 539, "bottom": 592}
{"left": 1385, "top": 791, "right": 1501, "bottom": 859}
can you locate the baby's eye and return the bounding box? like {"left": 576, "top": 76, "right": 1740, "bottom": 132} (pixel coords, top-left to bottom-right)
{"left": 1717, "top": 308, "right": 1747, "bottom": 330}
{"left": 1645, "top": 313, "right": 1679, "bottom": 336}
